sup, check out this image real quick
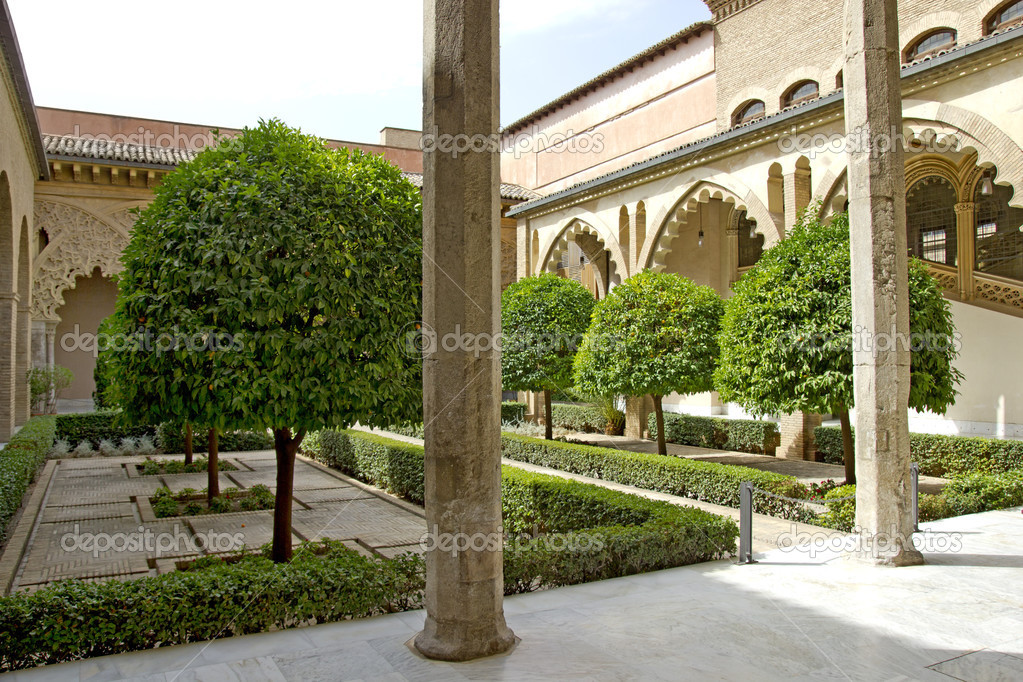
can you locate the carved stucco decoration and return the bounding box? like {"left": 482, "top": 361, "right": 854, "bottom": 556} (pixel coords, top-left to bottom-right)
{"left": 31, "top": 200, "right": 135, "bottom": 321}
{"left": 975, "top": 276, "right": 1023, "bottom": 310}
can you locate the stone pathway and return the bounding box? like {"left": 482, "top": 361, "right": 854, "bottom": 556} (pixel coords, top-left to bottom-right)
{"left": 11, "top": 506, "right": 1022, "bottom": 681}
{"left": 2, "top": 451, "right": 427, "bottom": 594}
{"left": 566, "top": 432, "right": 949, "bottom": 494}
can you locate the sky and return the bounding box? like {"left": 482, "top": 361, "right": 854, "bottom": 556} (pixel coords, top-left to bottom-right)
{"left": 8, "top": 0, "right": 711, "bottom": 144}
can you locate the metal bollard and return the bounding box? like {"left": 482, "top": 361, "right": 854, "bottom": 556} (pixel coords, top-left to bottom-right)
{"left": 738, "top": 481, "right": 757, "bottom": 565}
{"left": 911, "top": 462, "right": 920, "bottom": 532}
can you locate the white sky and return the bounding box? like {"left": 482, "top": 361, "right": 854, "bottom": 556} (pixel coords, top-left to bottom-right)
{"left": 8, "top": 0, "right": 710, "bottom": 143}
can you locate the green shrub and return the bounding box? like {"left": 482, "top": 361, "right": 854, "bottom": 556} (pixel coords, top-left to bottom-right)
{"left": 155, "top": 424, "right": 273, "bottom": 454}
{"left": 501, "top": 402, "right": 527, "bottom": 424}
{"left": 814, "top": 426, "right": 1023, "bottom": 477}
{"left": 137, "top": 457, "right": 237, "bottom": 476}
{"left": 0, "top": 416, "right": 56, "bottom": 541}
{"left": 648, "top": 412, "right": 779, "bottom": 456}
{"left": 550, "top": 403, "right": 608, "bottom": 434}
{"left": 500, "top": 432, "right": 808, "bottom": 520}
{"left": 55, "top": 413, "right": 155, "bottom": 449}
{"left": 239, "top": 484, "right": 275, "bottom": 511}
{"left": 385, "top": 422, "right": 425, "bottom": 440}
{"left": 942, "top": 471, "right": 1023, "bottom": 516}
{"left": 918, "top": 493, "right": 953, "bottom": 522}
{"left": 310, "top": 430, "right": 738, "bottom": 589}
{"left": 816, "top": 484, "right": 857, "bottom": 532}
{"left": 0, "top": 540, "right": 424, "bottom": 671}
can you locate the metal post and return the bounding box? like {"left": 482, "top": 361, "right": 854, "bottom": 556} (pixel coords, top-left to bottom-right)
{"left": 738, "top": 481, "right": 757, "bottom": 565}
{"left": 910, "top": 462, "right": 920, "bottom": 532}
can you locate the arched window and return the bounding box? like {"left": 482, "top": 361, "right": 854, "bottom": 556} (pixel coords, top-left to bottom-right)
{"left": 986, "top": 0, "right": 1023, "bottom": 34}
{"left": 904, "top": 29, "right": 957, "bottom": 62}
{"left": 974, "top": 177, "right": 1023, "bottom": 282}
{"left": 781, "top": 81, "right": 819, "bottom": 108}
{"left": 733, "top": 100, "right": 765, "bottom": 127}
{"left": 737, "top": 212, "right": 764, "bottom": 268}
{"left": 907, "top": 176, "right": 957, "bottom": 266}
{"left": 835, "top": 70, "right": 844, "bottom": 89}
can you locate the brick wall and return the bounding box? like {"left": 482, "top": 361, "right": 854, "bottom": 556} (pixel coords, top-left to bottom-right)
{"left": 711, "top": 0, "right": 1000, "bottom": 130}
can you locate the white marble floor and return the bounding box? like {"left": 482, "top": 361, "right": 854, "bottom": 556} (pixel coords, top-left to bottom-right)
{"left": 6, "top": 507, "right": 1023, "bottom": 681}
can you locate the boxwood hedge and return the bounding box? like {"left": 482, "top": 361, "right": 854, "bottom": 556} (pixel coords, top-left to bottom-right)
{"left": 550, "top": 403, "right": 607, "bottom": 434}
{"left": 155, "top": 424, "right": 273, "bottom": 454}
{"left": 814, "top": 426, "right": 1023, "bottom": 477}
{"left": 312, "top": 430, "right": 738, "bottom": 589}
{"left": 55, "top": 412, "right": 155, "bottom": 448}
{"left": 648, "top": 412, "right": 779, "bottom": 456}
{"left": 0, "top": 416, "right": 56, "bottom": 542}
{"left": 0, "top": 541, "right": 423, "bottom": 671}
{"left": 499, "top": 432, "right": 809, "bottom": 520}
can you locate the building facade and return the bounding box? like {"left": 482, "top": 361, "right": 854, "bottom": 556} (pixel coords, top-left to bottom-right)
{"left": 505, "top": 0, "right": 1023, "bottom": 454}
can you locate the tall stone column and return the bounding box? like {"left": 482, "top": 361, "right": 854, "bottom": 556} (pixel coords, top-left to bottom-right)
{"left": 416, "top": 0, "right": 516, "bottom": 661}
{"left": 15, "top": 303, "right": 31, "bottom": 424}
{"left": 843, "top": 0, "right": 923, "bottom": 566}
{"left": 0, "top": 293, "right": 17, "bottom": 440}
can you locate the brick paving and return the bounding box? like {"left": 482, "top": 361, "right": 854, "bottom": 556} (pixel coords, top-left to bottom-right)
{"left": 3, "top": 451, "right": 427, "bottom": 594}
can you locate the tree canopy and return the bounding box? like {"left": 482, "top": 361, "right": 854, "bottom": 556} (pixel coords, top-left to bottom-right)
{"left": 111, "top": 119, "right": 423, "bottom": 559}
{"left": 573, "top": 270, "right": 724, "bottom": 454}
{"left": 501, "top": 273, "right": 595, "bottom": 438}
{"left": 714, "top": 206, "right": 963, "bottom": 481}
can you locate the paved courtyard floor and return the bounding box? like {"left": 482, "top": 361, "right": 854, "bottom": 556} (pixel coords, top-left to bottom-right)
{"left": 7, "top": 506, "right": 1021, "bottom": 681}
{"left": 3, "top": 451, "right": 427, "bottom": 593}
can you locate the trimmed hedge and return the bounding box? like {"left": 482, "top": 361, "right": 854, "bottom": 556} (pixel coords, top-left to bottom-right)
{"left": 312, "top": 430, "right": 738, "bottom": 589}
{"left": 0, "top": 541, "right": 423, "bottom": 671}
{"left": 155, "top": 424, "right": 274, "bottom": 454}
{"left": 0, "top": 416, "right": 56, "bottom": 542}
{"left": 814, "top": 426, "right": 1023, "bottom": 477}
{"left": 55, "top": 412, "right": 155, "bottom": 448}
{"left": 648, "top": 412, "right": 779, "bottom": 456}
{"left": 550, "top": 403, "right": 607, "bottom": 434}
{"left": 500, "top": 432, "right": 809, "bottom": 520}
{"left": 942, "top": 470, "right": 1023, "bottom": 516}
{"left": 501, "top": 402, "right": 527, "bottom": 424}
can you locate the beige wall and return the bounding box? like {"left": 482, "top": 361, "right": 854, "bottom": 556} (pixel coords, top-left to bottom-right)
{"left": 53, "top": 270, "right": 117, "bottom": 400}
{"left": 501, "top": 30, "right": 716, "bottom": 194}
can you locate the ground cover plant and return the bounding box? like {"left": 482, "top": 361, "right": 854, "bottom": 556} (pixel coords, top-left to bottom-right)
{"left": 137, "top": 457, "right": 238, "bottom": 476}
{"left": 150, "top": 484, "right": 275, "bottom": 518}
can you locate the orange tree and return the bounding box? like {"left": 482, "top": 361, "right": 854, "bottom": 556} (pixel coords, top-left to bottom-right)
{"left": 573, "top": 271, "right": 724, "bottom": 456}
{"left": 112, "top": 120, "right": 422, "bottom": 561}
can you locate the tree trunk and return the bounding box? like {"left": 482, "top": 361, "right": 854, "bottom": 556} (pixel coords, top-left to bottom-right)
{"left": 271, "top": 427, "right": 305, "bottom": 563}
{"left": 544, "top": 389, "right": 553, "bottom": 441}
{"left": 184, "top": 422, "right": 193, "bottom": 465}
{"left": 653, "top": 395, "right": 666, "bottom": 456}
{"left": 207, "top": 428, "right": 219, "bottom": 504}
{"left": 839, "top": 405, "right": 856, "bottom": 485}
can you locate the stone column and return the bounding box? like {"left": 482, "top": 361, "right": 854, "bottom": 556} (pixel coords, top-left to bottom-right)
{"left": 954, "top": 201, "right": 975, "bottom": 300}
{"left": 777, "top": 411, "right": 822, "bottom": 460}
{"left": 416, "top": 0, "right": 515, "bottom": 661}
{"left": 0, "top": 293, "right": 17, "bottom": 440}
{"left": 15, "top": 303, "right": 31, "bottom": 424}
{"left": 725, "top": 210, "right": 740, "bottom": 289}
{"left": 515, "top": 218, "right": 530, "bottom": 282}
{"left": 843, "top": 0, "right": 923, "bottom": 566}
{"left": 625, "top": 395, "right": 653, "bottom": 440}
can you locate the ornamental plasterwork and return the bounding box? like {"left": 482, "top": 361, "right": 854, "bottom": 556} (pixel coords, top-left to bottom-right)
{"left": 31, "top": 200, "right": 133, "bottom": 321}
{"left": 974, "top": 276, "right": 1023, "bottom": 310}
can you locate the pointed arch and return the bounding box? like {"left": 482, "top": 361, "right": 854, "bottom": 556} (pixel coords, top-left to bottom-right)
{"left": 537, "top": 211, "right": 628, "bottom": 291}
{"left": 638, "top": 178, "right": 777, "bottom": 272}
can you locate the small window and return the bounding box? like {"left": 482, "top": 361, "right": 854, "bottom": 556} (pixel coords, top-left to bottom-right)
{"left": 733, "top": 100, "right": 765, "bottom": 127}
{"left": 782, "top": 81, "right": 819, "bottom": 108}
{"left": 904, "top": 29, "right": 957, "bottom": 62}
{"left": 986, "top": 0, "right": 1023, "bottom": 34}
{"left": 835, "top": 70, "right": 844, "bottom": 90}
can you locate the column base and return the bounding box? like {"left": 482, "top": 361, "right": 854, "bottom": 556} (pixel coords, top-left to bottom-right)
{"left": 414, "top": 617, "right": 516, "bottom": 662}
{"left": 844, "top": 542, "right": 925, "bottom": 567}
